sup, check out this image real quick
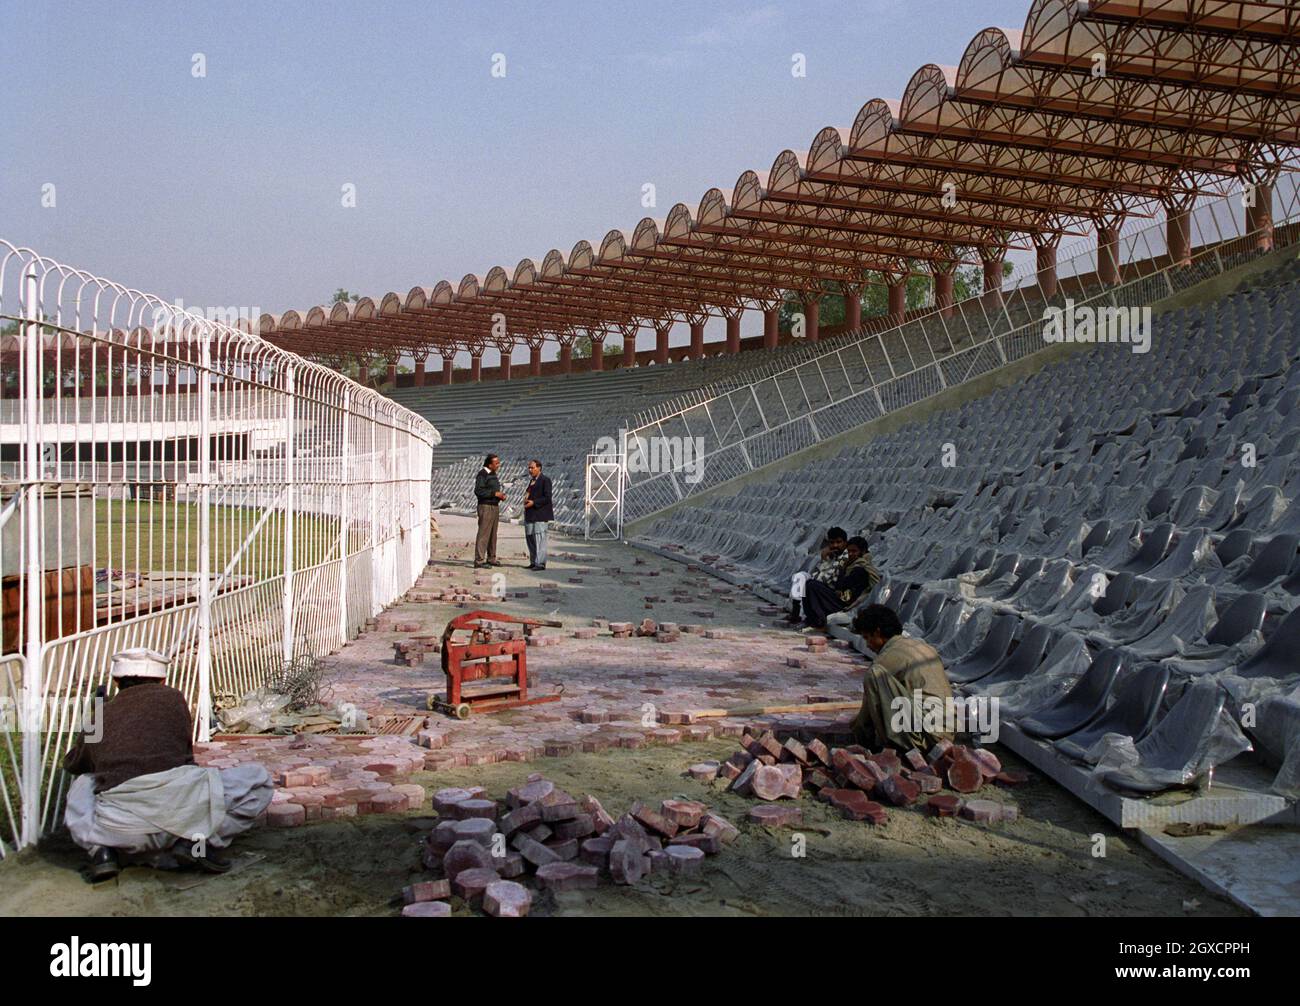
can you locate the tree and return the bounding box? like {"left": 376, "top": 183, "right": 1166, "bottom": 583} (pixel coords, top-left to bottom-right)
{"left": 332, "top": 288, "right": 360, "bottom": 305}
{"left": 572, "top": 336, "right": 623, "bottom": 360}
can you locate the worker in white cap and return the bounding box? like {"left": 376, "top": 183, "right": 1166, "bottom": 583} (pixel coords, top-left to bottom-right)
{"left": 63, "top": 647, "right": 273, "bottom": 881}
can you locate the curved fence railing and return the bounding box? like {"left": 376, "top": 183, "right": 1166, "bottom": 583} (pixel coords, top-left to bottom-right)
{"left": 0, "top": 240, "right": 440, "bottom": 856}
{"left": 606, "top": 178, "right": 1300, "bottom": 527}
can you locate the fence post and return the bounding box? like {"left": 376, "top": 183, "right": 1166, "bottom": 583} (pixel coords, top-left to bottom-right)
{"left": 281, "top": 365, "right": 296, "bottom": 664}
{"left": 369, "top": 400, "right": 379, "bottom": 615}
{"left": 195, "top": 327, "right": 213, "bottom": 744}
{"left": 20, "top": 264, "right": 43, "bottom": 848}
{"left": 338, "top": 389, "right": 350, "bottom": 643}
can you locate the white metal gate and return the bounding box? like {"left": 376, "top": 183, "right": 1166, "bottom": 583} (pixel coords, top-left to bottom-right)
{"left": 584, "top": 448, "right": 625, "bottom": 540}
{"left": 0, "top": 240, "right": 439, "bottom": 855}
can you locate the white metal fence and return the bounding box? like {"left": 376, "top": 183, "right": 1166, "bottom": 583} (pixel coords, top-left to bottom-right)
{"left": 0, "top": 241, "right": 439, "bottom": 856}
{"left": 601, "top": 180, "right": 1300, "bottom": 527}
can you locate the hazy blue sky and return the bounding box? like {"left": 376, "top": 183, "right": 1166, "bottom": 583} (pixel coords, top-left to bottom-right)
{"left": 2, "top": 1, "right": 1033, "bottom": 355}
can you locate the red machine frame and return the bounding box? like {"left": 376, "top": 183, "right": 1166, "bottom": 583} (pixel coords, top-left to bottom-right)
{"left": 429, "top": 609, "right": 563, "bottom": 718}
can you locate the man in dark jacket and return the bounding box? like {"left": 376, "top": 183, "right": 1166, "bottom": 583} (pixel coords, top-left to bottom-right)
{"left": 474, "top": 453, "right": 506, "bottom": 568}
{"left": 523, "top": 458, "right": 554, "bottom": 570}
{"left": 802, "top": 536, "right": 880, "bottom": 628}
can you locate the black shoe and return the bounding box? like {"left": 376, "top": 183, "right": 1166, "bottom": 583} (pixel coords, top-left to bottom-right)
{"left": 535, "top": 565, "right": 546, "bottom": 570}
{"left": 473, "top": 562, "right": 487, "bottom": 569}
{"left": 526, "top": 564, "right": 538, "bottom": 570}
{"left": 88, "top": 848, "right": 120, "bottom": 882}
{"left": 489, "top": 560, "right": 503, "bottom": 567}
{"left": 171, "top": 839, "right": 232, "bottom": 874}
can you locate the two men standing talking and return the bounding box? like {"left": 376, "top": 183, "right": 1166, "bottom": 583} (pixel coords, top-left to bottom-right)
{"left": 473, "top": 453, "right": 553, "bottom": 570}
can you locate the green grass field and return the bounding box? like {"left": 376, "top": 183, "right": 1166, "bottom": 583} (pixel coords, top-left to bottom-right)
{"left": 94, "top": 499, "right": 343, "bottom": 578}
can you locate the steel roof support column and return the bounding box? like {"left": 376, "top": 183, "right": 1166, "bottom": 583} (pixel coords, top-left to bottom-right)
{"left": 688, "top": 316, "right": 706, "bottom": 360}
{"left": 654, "top": 320, "right": 671, "bottom": 364}
{"left": 1243, "top": 167, "right": 1279, "bottom": 251}
{"left": 723, "top": 310, "right": 742, "bottom": 354}
{"left": 589, "top": 330, "right": 607, "bottom": 371}
{"left": 980, "top": 248, "right": 1005, "bottom": 307}
{"left": 619, "top": 322, "right": 639, "bottom": 367}
{"left": 801, "top": 289, "right": 821, "bottom": 342}
{"left": 527, "top": 338, "right": 543, "bottom": 377}
{"left": 441, "top": 355, "right": 454, "bottom": 385}
{"left": 558, "top": 331, "right": 576, "bottom": 374}
{"left": 469, "top": 351, "right": 483, "bottom": 382}
{"left": 1032, "top": 235, "right": 1060, "bottom": 300}
{"left": 413, "top": 355, "right": 427, "bottom": 386}
{"left": 842, "top": 282, "right": 863, "bottom": 333}
{"left": 929, "top": 259, "right": 957, "bottom": 318}
{"left": 762, "top": 306, "right": 779, "bottom": 349}
{"left": 1096, "top": 215, "right": 1125, "bottom": 286}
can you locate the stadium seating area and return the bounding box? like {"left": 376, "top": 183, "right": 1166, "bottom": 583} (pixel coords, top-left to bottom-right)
{"left": 395, "top": 243, "right": 1141, "bottom": 525}
{"left": 637, "top": 257, "right": 1300, "bottom": 797}
{"left": 394, "top": 335, "right": 827, "bottom": 521}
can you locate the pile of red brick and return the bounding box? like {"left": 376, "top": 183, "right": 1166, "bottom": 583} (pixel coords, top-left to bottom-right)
{"left": 392, "top": 635, "right": 440, "bottom": 667}
{"left": 410, "top": 775, "right": 740, "bottom": 917}
{"left": 709, "top": 729, "right": 1028, "bottom": 826}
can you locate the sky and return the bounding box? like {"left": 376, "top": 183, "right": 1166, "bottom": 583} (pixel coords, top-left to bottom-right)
{"left": 1, "top": 0, "right": 1035, "bottom": 360}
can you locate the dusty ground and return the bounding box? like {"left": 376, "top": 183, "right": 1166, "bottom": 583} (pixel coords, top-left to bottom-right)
{"left": 0, "top": 515, "right": 1245, "bottom": 917}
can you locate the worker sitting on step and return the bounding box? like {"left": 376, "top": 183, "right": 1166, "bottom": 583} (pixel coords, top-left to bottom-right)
{"left": 801, "top": 536, "right": 880, "bottom": 629}
{"left": 63, "top": 648, "right": 273, "bottom": 881}
{"left": 849, "top": 604, "right": 955, "bottom": 752}
{"left": 785, "top": 526, "right": 848, "bottom": 623}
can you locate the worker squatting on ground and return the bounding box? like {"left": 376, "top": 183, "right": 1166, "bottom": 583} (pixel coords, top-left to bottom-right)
{"left": 63, "top": 649, "right": 274, "bottom": 881}
{"left": 849, "top": 604, "right": 956, "bottom": 752}
{"left": 801, "top": 536, "right": 881, "bottom": 629}
{"left": 786, "top": 526, "right": 848, "bottom": 623}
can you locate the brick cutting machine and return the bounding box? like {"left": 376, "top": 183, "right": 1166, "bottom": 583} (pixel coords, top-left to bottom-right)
{"left": 427, "top": 609, "right": 564, "bottom": 719}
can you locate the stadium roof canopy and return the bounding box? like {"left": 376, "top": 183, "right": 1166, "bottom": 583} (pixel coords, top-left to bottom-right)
{"left": 260, "top": 0, "right": 1300, "bottom": 365}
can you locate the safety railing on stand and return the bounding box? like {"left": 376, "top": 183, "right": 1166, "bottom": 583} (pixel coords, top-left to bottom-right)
{"left": 596, "top": 179, "right": 1300, "bottom": 526}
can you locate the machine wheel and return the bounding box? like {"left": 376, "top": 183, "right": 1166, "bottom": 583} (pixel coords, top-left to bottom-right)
{"left": 453, "top": 703, "right": 471, "bottom": 720}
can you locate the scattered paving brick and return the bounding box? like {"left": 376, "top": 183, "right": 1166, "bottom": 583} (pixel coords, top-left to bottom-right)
{"left": 925, "top": 794, "right": 964, "bottom": 818}
{"left": 747, "top": 804, "right": 803, "bottom": 827}
{"left": 403, "top": 879, "right": 451, "bottom": 904}
{"left": 535, "top": 861, "right": 600, "bottom": 891}
{"left": 665, "top": 845, "right": 705, "bottom": 875}
{"left": 947, "top": 758, "right": 984, "bottom": 794}
{"left": 660, "top": 799, "right": 708, "bottom": 829}
{"left": 484, "top": 880, "right": 533, "bottom": 917}
{"left": 453, "top": 867, "right": 501, "bottom": 905}
{"left": 402, "top": 902, "right": 452, "bottom": 918}
{"left": 442, "top": 839, "right": 499, "bottom": 882}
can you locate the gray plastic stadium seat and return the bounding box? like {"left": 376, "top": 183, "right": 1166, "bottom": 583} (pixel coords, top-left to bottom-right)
{"left": 965, "top": 622, "right": 1054, "bottom": 689}
{"left": 1015, "top": 649, "right": 1126, "bottom": 739}
{"left": 1231, "top": 606, "right": 1300, "bottom": 680}
{"left": 1114, "top": 522, "right": 1174, "bottom": 574}
{"left": 1080, "top": 519, "right": 1112, "bottom": 556}
{"left": 894, "top": 587, "right": 924, "bottom": 626}
{"left": 1100, "top": 682, "right": 1229, "bottom": 793}
{"left": 1122, "top": 585, "right": 1216, "bottom": 660}
{"left": 975, "top": 553, "right": 1020, "bottom": 587}
{"left": 988, "top": 557, "right": 1046, "bottom": 600}
{"left": 1053, "top": 663, "right": 1172, "bottom": 763}
{"left": 946, "top": 612, "right": 1018, "bottom": 684}
{"left": 1093, "top": 571, "right": 1136, "bottom": 617}
{"left": 1232, "top": 533, "right": 1299, "bottom": 590}
{"left": 1205, "top": 592, "right": 1266, "bottom": 647}
{"left": 1214, "top": 527, "right": 1254, "bottom": 568}
{"left": 915, "top": 592, "right": 947, "bottom": 634}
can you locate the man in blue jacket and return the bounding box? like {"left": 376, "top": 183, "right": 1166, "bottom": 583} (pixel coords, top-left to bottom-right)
{"left": 523, "top": 458, "right": 554, "bottom": 570}
{"left": 473, "top": 453, "right": 506, "bottom": 568}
